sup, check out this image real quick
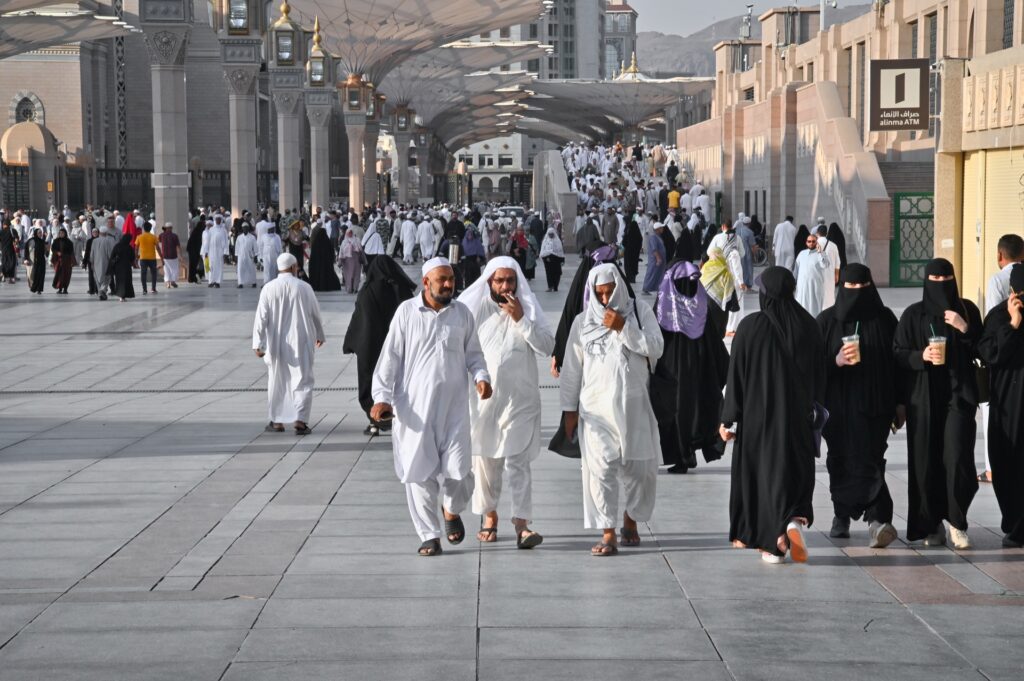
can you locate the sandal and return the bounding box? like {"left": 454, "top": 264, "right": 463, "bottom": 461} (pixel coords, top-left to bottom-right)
{"left": 620, "top": 527, "right": 641, "bottom": 547}
{"left": 363, "top": 424, "right": 379, "bottom": 437}
{"left": 417, "top": 538, "right": 442, "bottom": 556}
{"left": 478, "top": 526, "right": 498, "bottom": 543}
{"left": 977, "top": 472, "right": 992, "bottom": 483}
{"left": 294, "top": 423, "right": 312, "bottom": 435}
{"left": 444, "top": 514, "right": 465, "bottom": 545}
{"left": 517, "top": 529, "right": 543, "bottom": 550}
{"left": 265, "top": 422, "right": 284, "bottom": 433}
{"left": 590, "top": 542, "right": 618, "bottom": 557}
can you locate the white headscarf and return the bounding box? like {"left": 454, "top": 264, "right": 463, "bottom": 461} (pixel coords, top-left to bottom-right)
{"left": 456, "top": 256, "right": 550, "bottom": 333}
{"left": 539, "top": 228, "right": 564, "bottom": 259}
{"left": 581, "top": 263, "right": 634, "bottom": 356}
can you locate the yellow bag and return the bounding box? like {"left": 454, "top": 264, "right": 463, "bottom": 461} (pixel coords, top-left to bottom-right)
{"left": 204, "top": 256, "right": 210, "bottom": 271}
{"left": 700, "top": 251, "right": 735, "bottom": 311}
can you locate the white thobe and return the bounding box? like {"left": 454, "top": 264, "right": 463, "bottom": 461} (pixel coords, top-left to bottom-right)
{"left": 560, "top": 303, "right": 663, "bottom": 529}
{"left": 201, "top": 226, "right": 229, "bottom": 283}
{"left": 400, "top": 220, "right": 417, "bottom": 262}
{"left": 468, "top": 303, "right": 555, "bottom": 520}
{"left": 819, "top": 238, "right": 841, "bottom": 309}
{"left": 235, "top": 233, "right": 258, "bottom": 286}
{"left": 259, "top": 234, "right": 283, "bottom": 285}
{"left": 373, "top": 297, "right": 491, "bottom": 541}
{"left": 417, "top": 220, "right": 435, "bottom": 260}
{"left": 794, "top": 248, "right": 832, "bottom": 317}
{"left": 695, "top": 195, "right": 711, "bottom": 220}
{"left": 252, "top": 273, "right": 326, "bottom": 424}
{"left": 772, "top": 221, "right": 797, "bottom": 271}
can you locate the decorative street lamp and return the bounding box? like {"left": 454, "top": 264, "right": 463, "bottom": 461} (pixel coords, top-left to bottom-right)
{"left": 226, "top": 0, "right": 249, "bottom": 33}
{"left": 305, "top": 16, "right": 329, "bottom": 86}
{"left": 270, "top": 0, "right": 300, "bottom": 66}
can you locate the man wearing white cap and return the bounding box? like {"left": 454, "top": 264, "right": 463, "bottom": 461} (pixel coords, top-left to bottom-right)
{"left": 202, "top": 216, "right": 229, "bottom": 287}
{"left": 253, "top": 253, "right": 326, "bottom": 435}
{"left": 371, "top": 257, "right": 493, "bottom": 556}
{"left": 457, "top": 256, "right": 553, "bottom": 548}
{"left": 560, "top": 263, "right": 663, "bottom": 556}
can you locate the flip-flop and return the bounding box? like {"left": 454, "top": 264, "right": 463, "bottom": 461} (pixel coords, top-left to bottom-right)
{"left": 265, "top": 422, "right": 284, "bottom": 433}
{"left": 590, "top": 542, "right": 618, "bottom": 557}
{"left": 445, "top": 515, "right": 465, "bottom": 545}
{"left": 478, "top": 526, "right": 498, "bottom": 543}
{"left": 517, "top": 530, "right": 543, "bottom": 550}
{"left": 294, "top": 424, "right": 312, "bottom": 435}
{"left": 417, "top": 538, "right": 442, "bottom": 556}
{"left": 620, "top": 527, "right": 641, "bottom": 547}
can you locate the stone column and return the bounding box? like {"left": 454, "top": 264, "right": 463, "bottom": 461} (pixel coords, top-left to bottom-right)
{"left": 305, "top": 93, "right": 332, "bottom": 212}
{"left": 343, "top": 113, "right": 365, "bottom": 210}
{"left": 273, "top": 90, "right": 302, "bottom": 214}
{"left": 362, "top": 122, "right": 380, "bottom": 207}
{"left": 418, "top": 137, "right": 433, "bottom": 202}
{"left": 393, "top": 132, "right": 411, "bottom": 205}
{"left": 223, "top": 64, "right": 259, "bottom": 217}
{"left": 142, "top": 25, "right": 192, "bottom": 245}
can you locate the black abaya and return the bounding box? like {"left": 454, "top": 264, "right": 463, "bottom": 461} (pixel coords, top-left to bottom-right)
{"left": 0, "top": 227, "right": 17, "bottom": 280}
{"left": 893, "top": 260, "right": 982, "bottom": 541}
{"left": 623, "top": 219, "right": 642, "bottom": 283}
{"left": 826, "top": 223, "right": 848, "bottom": 269}
{"left": 306, "top": 226, "right": 341, "bottom": 291}
{"left": 186, "top": 225, "right": 204, "bottom": 283}
{"left": 656, "top": 310, "right": 729, "bottom": 469}
{"left": 83, "top": 236, "right": 97, "bottom": 294}
{"left": 109, "top": 234, "right": 136, "bottom": 300}
{"left": 977, "top": 279, "right": 1024, "bottom": 545}
{"left": 25, "top": 236, "right": 46, "bottom": 293}
{"left": 723, "top": 267, "right": 825, "bottom": 555}
{"left": 674, "top": 228, "right": 698, "bottom": 263}
{"left": 342, "top": 257, "right": 417, "bottom": 419}
{"left": 792, "top": 225, "right": 810, "bottom": 261}
{"left": 542, "top": 255, "right": 563, "bottom": 291}
{"left": 816, "top": 265, "right": 898, "bottom": 524}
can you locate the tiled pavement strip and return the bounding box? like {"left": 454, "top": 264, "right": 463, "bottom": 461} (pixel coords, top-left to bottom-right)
{"left": 0, "top": 260, "right": 1020, "bottom": 681}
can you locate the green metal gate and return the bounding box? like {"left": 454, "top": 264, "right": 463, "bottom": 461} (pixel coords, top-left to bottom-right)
{"left": 890, "top": 192, "right": 934, "bottom": 287}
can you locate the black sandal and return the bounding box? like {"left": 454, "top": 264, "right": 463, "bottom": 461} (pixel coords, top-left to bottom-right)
{"left": 517, "top": 529, "right": 543, "bottom": 550}
{"left": 418, "top": 538, "right": 442, "bottom": 556}
{"left": 265, "top": 422, "right": 284, "bottom": 432}
{"left": 620, "top": 527, "right": 641, "bottom": 547}
{"left": 444, "top": 514, "right": 465, "bottom": 545}
{"left": 478, "top": 526, "right": 497, "bottom": 543}
{"left": 294, "top": 423, "right": 312, "bottom": 435}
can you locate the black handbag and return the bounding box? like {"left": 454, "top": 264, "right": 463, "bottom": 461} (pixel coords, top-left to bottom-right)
{"left": 547, "top": 412, "right": 581, "bottom": 459}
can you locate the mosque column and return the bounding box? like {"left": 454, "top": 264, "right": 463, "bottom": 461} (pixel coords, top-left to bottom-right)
{"left": 393, "top": 132, "right": 411, "bottom": 205}
{"left": 343, "top": 113, "right": 365, "bottom": 210}
{"left": 305, "top": 97, "right": 332, "bottom": 212}
{"left": 272, "top": 89, "right": 303, "bottom": 214}
{"left": 139, "top": 13, "right": 192, "bottom": 244}
{"left": 222, "top": 63, "right": 260, "bottom": 217}
{"left": 362, "top": 122, "right": 380, "bottom": 207}
{"left": 416, "top": 130, "right": 433, "bottom": 202}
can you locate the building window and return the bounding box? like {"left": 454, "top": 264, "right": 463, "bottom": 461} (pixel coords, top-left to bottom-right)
{"left": 548, "top": 23, "right": 558, "bottom": 37}
{"left": 499, "top": 27, "right": 511, "bottom": 39}
{"left": 15, "top": 97, "right": 36, "bottom": 123}
{"left": 528, "top": 23, "right": 538, "bottom": 39}
{"left": 498, "top": 155, "right": 514, "bottom": 168}
{"left": 805, "top": 63, "right": 814, "bottom": 82}
{"left": 928, "top": 13, "right": 939, "bottom": 137}
{"left": 857, "top": 42, "right": 866, "bottom": 141}
{"left": 743, "top": 87, "right": 755, "bottom": 101}
{"left": 1004, "top": 0, "right": 1015, "bottom": 49}
{"left": 527, "top": 155, "right": 535, "bottom": 167}
{"left": 845, "top": 47, "right": 853, "bottom": 116}
{"left": 527, "top": 59, "right": 540, "bottom": 73}
{"left": 548, "top": 56, "right": 557, "bottom": 71}
{"left": 563, "top": 24, "right": 574, "bottom": 37}
{"left": 909, "top": 21, "right": 918, "bottom": 57}
{"left": 458, "top": 154, "right": 474, "bottom": 167}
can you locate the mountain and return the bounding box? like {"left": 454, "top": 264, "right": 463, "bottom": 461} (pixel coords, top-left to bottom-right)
{"left": 637, "top": 5, "right": 873, "bottom": 77}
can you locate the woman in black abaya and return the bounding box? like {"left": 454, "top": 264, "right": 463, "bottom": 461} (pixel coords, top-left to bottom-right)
{"left": 816, "top": 264, "right": 900, "bottom": 547}
{"left": 893, "top": 258, "right": 982, "bottom": 548}
{"left": 342, "top": 257, "right": 417, "bottom": 436}
{"left": 653, "top": 261, "right": 729, "bottom": 473}
{"left": 722, "top": 267, "right": 825, "bottom": 563}
{"left": 109, "top": 233, "right": 136, "bottom": 302}
{"left": 186, "top": 222, "right": 205, "bottom": 283}
{"left": 622, "top": 215, "right": 642, "bottom": 284}
{"left": 826, "top": 222, "right": 848, "bottom": 269}
{"left": 50, "top": 227, "right": 76, "bottom": 294}
{"left": 24, "top": 227, "right": 47, "bottom": 294}
{"left": 306, "top": 225, "right": 341, "bottom": 291}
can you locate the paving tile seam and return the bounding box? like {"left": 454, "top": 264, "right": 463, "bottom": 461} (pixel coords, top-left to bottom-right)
{"left": 0, "top": 390, "right": 236, "bottom": 652}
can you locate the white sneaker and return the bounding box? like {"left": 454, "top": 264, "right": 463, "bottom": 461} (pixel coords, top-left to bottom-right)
{"left": 950, "top": 526, "right": 971, "bottom": 550}
{"left": 868, "top": 522, "right": 898, "bottom": 549}
{"left": 786, "top": 521, "right": 808, "bottom": 563}
{"left": 761, "top": 551, "right": 785, "bottom": 564}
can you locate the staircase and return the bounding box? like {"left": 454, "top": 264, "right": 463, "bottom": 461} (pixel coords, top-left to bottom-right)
{"left": 878, "top": 161, "right": 935, "bottom": 195}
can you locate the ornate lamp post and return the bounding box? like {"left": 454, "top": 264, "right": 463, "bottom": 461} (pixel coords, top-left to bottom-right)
{"left": 304, "top": 17, "right": 334, "bottom": 212}
{"left": 363, "top": 89, "right": 384, "bottom": 207}
{"left": 340, "top": 74, "right": 372, "bottom": 209}
{"left": 392, "top": 106, "right": 415, "bottom": 205}
{"left": 269, "top": 0, "right": 305, "bottom": 214}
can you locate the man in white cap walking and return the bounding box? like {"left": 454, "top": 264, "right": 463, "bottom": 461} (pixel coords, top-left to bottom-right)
{"left": 371, "top": 257, "right": 493, "bottom": 556}
{"left": 253, "top": 252, "right": 326, "bottom": 435}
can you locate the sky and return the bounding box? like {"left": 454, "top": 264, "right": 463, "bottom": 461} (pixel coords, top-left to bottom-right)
{"left": 629, "top": 0, "right": 780, "bottom": 34}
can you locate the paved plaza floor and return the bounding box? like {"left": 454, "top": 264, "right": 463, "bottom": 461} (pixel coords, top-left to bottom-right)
{"left": 0, "top": 259, "right": 1020, "bottom": 681}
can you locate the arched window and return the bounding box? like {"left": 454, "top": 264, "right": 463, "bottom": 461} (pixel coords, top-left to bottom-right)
{"left": 15, "top": 97, "right": 36, "bottom": 123}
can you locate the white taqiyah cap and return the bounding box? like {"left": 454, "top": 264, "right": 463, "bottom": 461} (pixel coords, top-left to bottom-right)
{"left": 421, "top": 256, "right": 451, "bottom": 277}
{"left": 277, "top": 252, "right": 298, "bottom": 270}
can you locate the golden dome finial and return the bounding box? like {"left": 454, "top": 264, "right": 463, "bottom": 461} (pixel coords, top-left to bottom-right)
{"left": 626, "top": 51, "right": 639, "bottom": 73}
{"left": 312, "top": 16, "right": 323, "bottom": 50}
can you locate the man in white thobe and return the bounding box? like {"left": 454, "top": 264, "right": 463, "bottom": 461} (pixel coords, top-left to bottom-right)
{"left": 814, "top": 224, "right": 841, "bottom": 310}
{"left": 794, "top": 232, "right": 832, "bottom": 316}
{"left": 417, "top": 217, "right": 435, "bottom": 261}
{"left": 371, "top": 257, "right": 494, "bottom": 556}
{"left": 400, "top": 214, "right": 418, "bottom": 264}
{"left": 772, "top": 216, "right": 797, "bottom": 271}
{"left": 457, "top": 257, "right": 554, "bottom": 548}
{"left": 560, "top": 264, "right": 663, "bottom": 556}
{"left": 235, "top": 227, "right": 258, "bottom": 288}
{"left": 201, "top": 218, "right": 229, "bottom": 287}
{"left": 259, "top": 228, "right": 283, "bottom": 286}
{"left": 252, "top": 253, "right": 326, "bottom": 435}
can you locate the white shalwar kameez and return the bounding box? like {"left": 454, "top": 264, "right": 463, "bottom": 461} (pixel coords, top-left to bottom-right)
{"left": 252, "top": 272, "right": 326, "bottom": 424}
{"left": 457, "top": 257, "right": 555, "bottom": 522}
{"left": 201, "top": 225, "right": 229, "bottom": 284}
{"left": 372, "top": 285, "right": 492, "bottom": 542}
{"left": 560, "top": 264, "right": 663, "bottom": 530}
{"left": 235, "top": 232, "right": 258, "bottom": 286}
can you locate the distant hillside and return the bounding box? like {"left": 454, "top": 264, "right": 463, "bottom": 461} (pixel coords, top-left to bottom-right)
{"left": 637, "top": 5, "right": 872, "bottom": 77}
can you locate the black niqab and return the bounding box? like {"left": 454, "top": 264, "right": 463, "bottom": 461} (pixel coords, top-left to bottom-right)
{"left": 922, "top": 258, "right": 964, "bottom": 317}
{"left": 307, "top": 226, "right": 341, "bottom": 291}
{"left": 833, "top": 263, "right": 885, "bottom": 322}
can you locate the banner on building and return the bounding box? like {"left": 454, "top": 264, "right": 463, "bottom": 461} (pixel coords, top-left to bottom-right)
{"left": 869, "top": 59, "right": 930, "bottom": 132}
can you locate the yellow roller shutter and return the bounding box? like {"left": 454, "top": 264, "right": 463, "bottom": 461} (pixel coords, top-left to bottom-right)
{"left": 982, "top": 149, "right": 1024, "bottom": 308}
{"left": 960, "top": 151, "right": 983, "bottom": 305}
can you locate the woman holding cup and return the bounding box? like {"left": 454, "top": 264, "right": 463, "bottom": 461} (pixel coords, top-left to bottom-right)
{"left": 893, "top": 258, "right": 983, "bottom": 550}
{"left": 816, "top": 264, "right": 901, "bottom": 548}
